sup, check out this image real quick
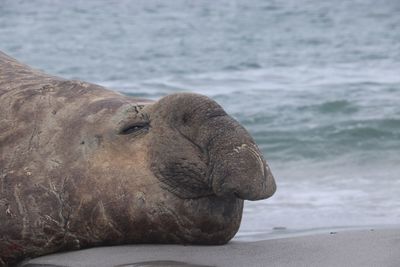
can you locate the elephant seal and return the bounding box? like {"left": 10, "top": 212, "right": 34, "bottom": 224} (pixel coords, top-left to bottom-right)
{"left": 0, "top": 51, "right": 276, "bottom": 266}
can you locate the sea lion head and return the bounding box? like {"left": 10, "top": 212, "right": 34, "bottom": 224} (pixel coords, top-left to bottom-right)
{"left": 78, "top": 92, "right": 276, "bottom": 245}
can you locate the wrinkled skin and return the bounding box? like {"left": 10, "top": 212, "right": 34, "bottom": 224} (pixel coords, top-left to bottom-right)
{"left": 0, "top": 51, "right": 276, "bottom": 266}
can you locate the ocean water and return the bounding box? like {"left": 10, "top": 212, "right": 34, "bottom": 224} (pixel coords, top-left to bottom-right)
{"left": 1, "top": 0, "right": 399, "bottom": 240}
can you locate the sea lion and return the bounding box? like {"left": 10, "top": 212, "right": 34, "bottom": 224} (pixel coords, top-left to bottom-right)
{"left": 0, "top": 51, "right": 276, "bottom": 266}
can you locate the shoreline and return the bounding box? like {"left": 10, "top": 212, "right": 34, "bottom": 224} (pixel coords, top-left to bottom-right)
{"left": 234, "top": 223, "right": 400, "bottom": 241}
{"left": 21, "top": 227, "right": 400, "bottom": 267}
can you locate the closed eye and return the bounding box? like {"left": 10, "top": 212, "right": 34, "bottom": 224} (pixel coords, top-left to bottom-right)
{"left": 119, "top": 123, "right": 149, "bottom": 135}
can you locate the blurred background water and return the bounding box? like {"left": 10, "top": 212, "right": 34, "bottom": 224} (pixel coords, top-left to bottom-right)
{"left": 1, "top": 0, "right": 399, "bottom": 240}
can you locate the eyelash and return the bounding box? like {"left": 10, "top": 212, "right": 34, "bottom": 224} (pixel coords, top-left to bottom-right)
{"left": 119, "top": 123, "right": 150, "bottom": 135}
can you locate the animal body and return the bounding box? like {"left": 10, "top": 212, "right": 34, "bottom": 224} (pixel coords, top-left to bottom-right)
{"left": 0, "top": 51, "right": 276, "bottom": 266}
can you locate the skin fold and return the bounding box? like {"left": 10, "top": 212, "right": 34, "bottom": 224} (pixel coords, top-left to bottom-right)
{"left": 0, "top": 51, "right": 276, "bottom": 266}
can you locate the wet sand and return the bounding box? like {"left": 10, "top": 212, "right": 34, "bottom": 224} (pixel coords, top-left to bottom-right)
{"left": 20, "top": 229, "right": 400, "bottom": 267}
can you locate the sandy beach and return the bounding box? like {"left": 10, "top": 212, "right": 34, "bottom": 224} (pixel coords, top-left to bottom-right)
{"left": 20, "top": 228, "right": 399, "bottom": 267}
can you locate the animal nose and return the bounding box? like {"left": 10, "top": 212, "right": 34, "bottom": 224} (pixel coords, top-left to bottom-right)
{"left": 210, "top": 143, "right": 276, "bottom": 200}
{"left": 205, "top": 115, "right": 276, "bottom": 200}
{"left": 150, "top": 93, "right": 276, "bottom": 200}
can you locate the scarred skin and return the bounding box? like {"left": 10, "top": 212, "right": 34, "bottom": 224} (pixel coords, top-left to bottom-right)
{"left": 0, "top": 51, "right": 276, "bottom": 266}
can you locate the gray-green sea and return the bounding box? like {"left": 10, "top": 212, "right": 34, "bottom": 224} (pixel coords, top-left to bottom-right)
{"left": 1, "top": 0, "right": 399, "bottom": 240}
